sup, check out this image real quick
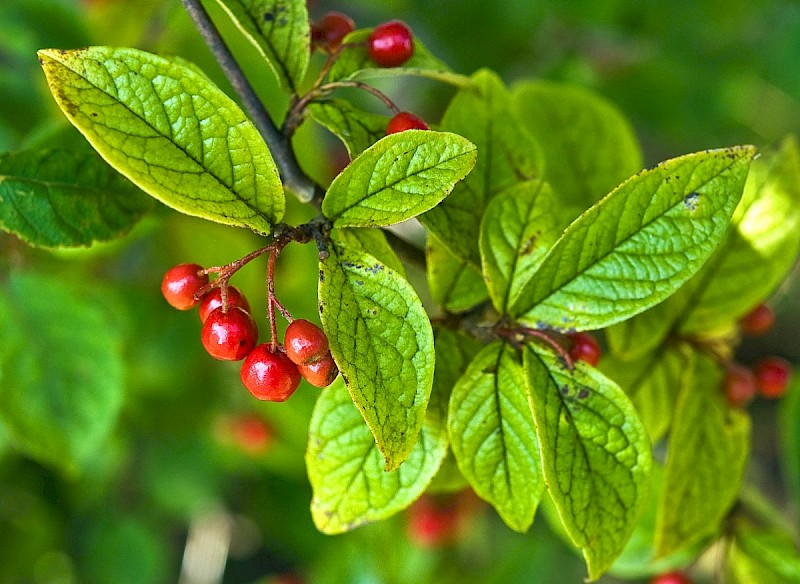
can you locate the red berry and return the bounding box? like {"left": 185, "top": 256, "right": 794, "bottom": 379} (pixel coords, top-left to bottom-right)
{"left": 651, "top": 571, "right": 692, "bottom": 584}
{"left": 739, "top": 303, "right": 775, "bottom": 336}
{"left": 407, "top": 494, "right": 460, "bottom": 548}
{"left": 386, "top": 111, "right": 429, "bottom": 134}
{"left": 198, "top": 286, "right": 251, "bottom": 323}
{"left": 311, "top": 11, "right": 355, "bottom": 51}
{"left": 284, "top": 319, "right": 329, "bottom": 365}
{"left": 298, "top": 353, "right": 339, "bottom": 388}
{"left": 201, "top": 307, "right": 258, "bottom": 361}
{"left": 723, "top": 363, "right": 757, "bottom": 408}
{"left": 754, "top": 356, "right": 792, "bottom": 398}
{"left": 368, "top": 20, "right": 414, "bottom": 67}
{"left": 161, "top": 263, "right": 209, "bottom": 310}
{"left": 568, "top": 332, "right": 601, "bottom": 367}
{"left": 240, "top": 344, "right": 302, "bottom": 402}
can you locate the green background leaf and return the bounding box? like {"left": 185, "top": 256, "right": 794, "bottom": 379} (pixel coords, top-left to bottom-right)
{"left": 308, "top": 99, "right": 387, "bottom": 159}
{"left": 448, "top": 342, "right": 544, "bottom": 532}
{"left": 426, "top": 236, "right": 489, "bottom": 313}
{"left": 318, "top": 239, "right": 434, "bottom": 470}
{"left": 512, "top": 146, "right": 755, "bottom": 331}
{"left": 730, "top": 522, "right": 800, "bottom": 584}
{"left": 321, "top": 130, "right": 476, "bottom": 228}
{"left": 39, "top": 47, "right": 284, "bottom": 234}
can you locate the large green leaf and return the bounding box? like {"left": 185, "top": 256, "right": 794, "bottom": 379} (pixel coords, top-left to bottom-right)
{"left": 420, "top": 69, "right": 541, "bottom": 265}
{"left": 321, "top": 130, "right": 475, "bottom": 228}
{"left": 306, "top": 378, "right": 447, "bottom": 534}
{"left": 308, "top": 99, "right": 387, "bottom": 159}
{"left": 448, "top": 342, "right": 544, "bottom": 532}
{"left": 730, "top": 522, "right": 800, "bottom": 584}
{"left": 479, "top": 180, "right": 569, "bottom": 313}
{"left": 318, "top": 238, "right": 434, "bottom": 470}
{"left": 512, "top": 146, "right": 755, "bottom": 331}
{"left": 0, "top": 273, "right": 124, "bottom": 472}
{"left": 524, "top": 343, "right": 652, "bottom": 580}
{"left": 0, "top": 146, "right": 152, "bottom": 248}
{"left": 39, "top": 47, "right": 284, "bottom": 234}
{"left": 426, "top": 236, "right": 489, "bottom": 313}
{"left": 207, "top": 0, "right": 310, "bottom": 93}
{"left": 330, "top": 227, "right": 405, "bottom": 276}
{"left": 654, "top": 352, "right": 750, "bottom": 557}
{"left": 512, "top": 80, "right": 642, "bottom": 210}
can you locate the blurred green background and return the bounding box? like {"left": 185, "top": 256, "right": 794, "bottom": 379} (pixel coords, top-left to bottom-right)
{"left": 1, "top": 0, "right": 799, "bottom": 582}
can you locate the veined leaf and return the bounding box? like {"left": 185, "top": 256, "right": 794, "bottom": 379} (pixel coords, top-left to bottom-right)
{"left": 655, "top": 352, "right": 750, "bottom": 557}
{"left": 207, "top": 0, "right": 310, "bottom": 93}
{"left": 0, "top": 146, "right": 152, "bottom": 248}
{"left": 479, "top": 180, "right": 570, "bottom": 313}
{"left": 426, "top": 235, "right": 488, "bottom": 313}
{"left": 420, "top": 69, "right": 541, "bottom": 265}
{"left": 39, "top": 47, "right": 284, "bottom": 234}
{"left": 0, "top": 273, "right": 124, "bottom": 473}
{"left": 512, "top": 80, "right": 642, "bottom": 210}
{"left": 318, "top": 239, "right": 434, "bottom": 470}
{"left": 730, "top": 521, "right": 800, "bottom": 584}
{"left": 321, "top": 130, "right": 476, "bottom": 227}
{"left": 448, "top": 342, "right": 544, "bottom": 532}
{"left": 306, "top": 378, "right": 447, "bottom": 534}
{"left": 524, "top": 343, "right": 652, "bottom": 580}
{"left": 512, "top": 146, "right": 755, "bottom": 331}
{"left": 308, "top": 99, "right": 387, "bottom": 159}
{"left": 330, "top": 228, "right": 405, "bottom": 277}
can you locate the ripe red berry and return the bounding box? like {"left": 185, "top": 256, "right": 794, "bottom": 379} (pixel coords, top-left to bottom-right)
{"left": 386, "top": 111, "right": 429, "bottom": 134}
{"left": 407, "top": 494, "right": 460, "bottom": 548}
{"left": 240, "top": 344, "right": 302, "bottom": 402}
{"left": 754, "top": 356, "right": 792, "bottom": 398}
{"left": 739, "top": 303, "right": 775, "bottom": 336}
{"left": 650, "top": 571, "right": 692, "bottom": 584}
{"left": 201, "top": 306, "right": 258, "bottom": 361}
{"left": 298, "top": 353, "right": 339, "bottom": 388}
{"left": 284, "top": 319, "right": 330, "bottom": 366}
{"left": 229, "top": 414, "right": 273, "bottom": 454}
{"left": 198, "top": 286, "right": 251, "bottom": 323}
{"left": 568, "top": 332, "right": 601, "bottom": 367}
{"left": 311, "top": 11, "right": 355, "bottom": 51}
{"left": 723, "top": 363, "right": 757, "bottom": 408}
{"left": 368, "top": 20, "right": 414, "bottom": 67}
{"left": 161, "top": 263, "right": 209, "bottom": 310}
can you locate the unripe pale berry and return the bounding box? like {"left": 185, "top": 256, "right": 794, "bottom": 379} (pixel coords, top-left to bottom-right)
{"left": 161, "top": 263, "right": 208, "bottom": 310}
{"left": 568, "top": 332, "right": 601, "bottom": 367}
{"left": 650, "top": 571, "right": 692, "bottom": 584}
{"left": 198, "top": 286, "right": 251, "bottom": 323}
{"left": 368, "top": 20, "right": 414, "bottom": 67}
{"left": 240, "top": 344, "right": 302, "bottom": 402}
{"left": 311, "top": 11, "right": 355, "bottom": 51}
{"left": 754, "top": 356, "right": 792, "bottom": 398}
{"left": 298, "top": 353, "right": 338, "bottom": 388}
{"left": 723, "top": 362, "right": 757, "bottom": 408}
{"left": 201, "top": 306, "right": 258, "bottom": 361}
{"left": 739, "top": 303, "right": 775, "bottom": 336}
{"left": 386, "top": 111, "right": 429, "bottom": 134}
{"left": 284, "top": 319, "right": 330, "bottom": 365}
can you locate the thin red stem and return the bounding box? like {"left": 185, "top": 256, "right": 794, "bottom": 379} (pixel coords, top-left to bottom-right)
{"left": 267, "top": 249, "right": 279, "bottom": 351}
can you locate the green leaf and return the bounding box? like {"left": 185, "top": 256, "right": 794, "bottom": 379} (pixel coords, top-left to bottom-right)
{"left": 524, "top": 343, "right": 652, "bottom": 580}
{"left": 39, "top": 47, "right": 284, "bottom": 234}
{"left": 308, "top": 99, "right": 387, "bottom": 159}
{"left": 730, "top": 522, "right": 800, "bottom": 584}
{"left": 780, "top": 376, "right": 800, "bottom": 504}
{"left": 318, "top": 239, "right": 434, "bottom": 470}
{"left": 207, "top": 0, "right": 310, "bottom": 93}
{"left": 512, "top": 146, "right": 756, "bottom": 331}
{"left": 448, "top": 342, "right": 544, "bottom": 532}
{"left": 0, "top": 273, "right": 124, "bottom": 472}
{"left": 330, "top": 228, "right": 405, "bottom": 277}
{"left": 327, "top": 29, "right": 468, "bottom": 86}
{"left": 321, "top": 130, "right": 476, "bottom": 227}
{"left": 0, "top": 146, "right": 152, "bottom": 248}
{"left": 512, "top": 80, "right": 642, "bottom": 210}
{"left": 606, "top": 297, "right": 679, "bottom": 361}
{"left": 426, "top": 236, "right": 489, "bottom": 313}
{"left": 479, "top": 180, "right": 570, "bottom": 313}
{"left": 420, "top": 69, "right": 541, "bottom": 265}
{"left": 306, "top": 378, "right": 447, "bottom": 534}
{"left": 654, "top": 352, "right": 750, "bottom": 557}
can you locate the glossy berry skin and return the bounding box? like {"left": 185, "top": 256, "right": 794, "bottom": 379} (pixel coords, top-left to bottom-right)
{"left": 198, "top": 286, "right": 250, "bottom": 323}
{"left": 568, "top": 332, "right": 601, "bottom": 367}
{"left": 723, "top": 363, "right": 757, "bottom": 408}
{"left": 368, "top": 20, "right": 414, "bottom": 67}
{"left": 298, "top": 353, "right": 338, "bottom": 388}
{"left": 161, "top": 263, "right": 208, "bottom": 310}
{"left": 754, "top": 356, "right": 792, "bottom": 398}
{"left": 201, "top": 307, "right": 258, "bottom": 361}
{"left": 739, "top": 303, "right": 775, "bottom": 336}
{"left": 284, "top": 319, "right": 329, "bottom": 365}
{"left": 386, "top": 111, "right": 429, "bottom": 134}
{"left": 311, "top": 11, "right": 355, "bottom": 51}
{"left": 650, "top": 571, "right": 692, "bottom": 584}
{"left": 240, "top": 344, "right": 302, "bottom": 402}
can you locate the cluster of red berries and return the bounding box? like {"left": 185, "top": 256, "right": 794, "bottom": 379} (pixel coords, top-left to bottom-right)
{"left": 161, "top": 263, "right": 338, "bottom": 402}
{"left": 723, "top": 303, "right": 793, "bottom": 407}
